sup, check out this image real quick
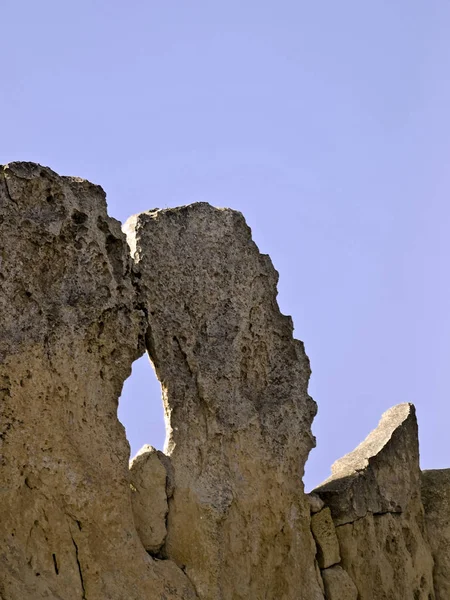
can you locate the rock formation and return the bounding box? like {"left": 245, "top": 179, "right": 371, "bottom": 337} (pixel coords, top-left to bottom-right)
{"left": 422, "top": 470, "right": 450, "bottom": 599}
{"left": 0, "top": 163, "right": 196, "bottom": 600}
{"left": 1, "top": 162, "right": 450, "bottom": 600}
{"left": 310, "top": 508, "right": 340, "bottom": 570}
{"left": 129, "top": 445, "right": 173, "bottom": 554}
{"left": 124, "top": 204, "right": 323, "bottom": 600}
{"left": 314, "top": 404, "right": 435, "bottom": 600}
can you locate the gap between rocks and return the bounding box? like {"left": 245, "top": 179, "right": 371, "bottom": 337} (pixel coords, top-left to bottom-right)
{"left": 118, "top": 353, "right": 166, "bottom": 460}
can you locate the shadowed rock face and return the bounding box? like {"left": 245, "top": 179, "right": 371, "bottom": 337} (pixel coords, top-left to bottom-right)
{"left": 422, "top": 469, "right": 450, "bottom": 600}
{"left": 124, "top": 204, "right": 324, "bottom": 600}
{"left": 315, "top": 404, "right": 435, "bottom": 600}
{"left": 0, "top": 163, "right": 196, "bottom": 600}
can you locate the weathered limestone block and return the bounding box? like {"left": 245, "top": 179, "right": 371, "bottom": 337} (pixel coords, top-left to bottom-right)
{"left": 125, "top": 203, "right": 324, "bottom": 600}
{"left": 314, "top": 404, "right": 435, "bottom": 600}
{"left": 307, "top": 492, "right": 325, "bottom": 514}
{"left": 130, "top": 445, "right": 171, "bottom": 554}
{"left": 321, "top": 566, "right": 357, "bottom": 600}
{"left": 422, "top": 469, "right": 450, "bottom": 599}
{"left": 315, "top": 404, "right": 422, "bottom": 525}
{"left": 335, "top": 511, "right": 435, "bottom": 600}
{"left": 311, "top": 508, "right": 340, "bottom": 569}
{"left": 0, "top": 163, "right": 197, "bottom": 600}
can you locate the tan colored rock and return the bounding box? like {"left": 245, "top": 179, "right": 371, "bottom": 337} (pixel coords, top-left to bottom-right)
{"left": 315, "top": 404, "right": 422, "bottom": 525}
{"left": 5, "top": 164, "right": 444, "bottom": 600}
{"left": 315, "top": 560, "right": 325, "bottom": 595}
{"left": 125, "top": 203, "right": 324, "bottom": 600}
{"left": 130, "top": 445, "right": 171, "bottom": 554}
{"left": 422, "top": 469, "right": 450, "bottom": 599}
{"left": 314, "top": 404, "right": 435, "bottom": 600}
{"left": 307, "top": 492, "right": 325, "bottom": 514}
{"left": 336, "top": 511, "right": 435, "bottom": 600}
{"left": 311, "top": 508, "right": 340, "bottom": 569}
{"left": 0, "top": 163, "right": 197, "bottom": 600}
{"left": 321, "top": 566, "right": 357, "bottom": 600}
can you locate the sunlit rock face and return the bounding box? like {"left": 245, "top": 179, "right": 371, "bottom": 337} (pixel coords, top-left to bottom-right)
{"left": 0, "top": 163, "right": 196, "bottom": 600}
{"left": 3, "top": 162, "right": 450, "bottom": 600}
{"left": 125, "top": 204, "right": 324, "bottom": 600}
{"left": 129, "top": 445, "right": 173, "bottom": 554}
{"left": 314, "top": 404, "right": 435, "bottom": 600}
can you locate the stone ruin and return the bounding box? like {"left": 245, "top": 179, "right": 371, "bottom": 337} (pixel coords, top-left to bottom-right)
{"left": 0, "top": 161, "right": 448, "bottom": 599}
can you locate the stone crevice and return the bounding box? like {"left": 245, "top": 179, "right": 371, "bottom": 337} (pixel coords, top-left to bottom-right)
{"left": 71, "top": 535, "right": 86, "bottom": 600}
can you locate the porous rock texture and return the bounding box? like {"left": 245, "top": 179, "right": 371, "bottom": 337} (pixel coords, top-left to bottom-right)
{"left": 310, "top": 507, "right": 340, "bottom": 569}
{"left": 3, "top": 162, "right": 450, "bottom": 600}
{"left": 129, "top": 444, "right": 172, "bottom": 554}
{"left": 315, "top": 403, "right": 435, "bottom": 600}
{"left": 124, "top": 204, "right": 324, "bottom": 600}
{"left": 0, "top": 163, "right": 196, "bottom": 600}
{"left": 422, "top": 469, "right": 450, "bottom": 599}
{"left": 320, "top": 566, "right": 358, "bottom": 600}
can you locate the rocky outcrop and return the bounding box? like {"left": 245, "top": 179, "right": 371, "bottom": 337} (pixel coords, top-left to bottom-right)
{"left": 422, "top": 469, "right": 450, "bottom": 599}
{"left": 310, "top": 508, "right": 340, "bottom": 569}
{"left": 321, "top": 566, "right": 358, "bottom": 600}
{"left": 124, "top": 204, "right": 323, "bottom": 600}
{"left": 3, "top": 162, "right": 450, "bottom": 600}
{"left": 129, "top": 445, "right": 173, "bottom": 554}
{"left": 314, "top": 404, "right": 435, "bottom": 600}
{"left": 0, "top": 163, "right": 196, "bottom": 600}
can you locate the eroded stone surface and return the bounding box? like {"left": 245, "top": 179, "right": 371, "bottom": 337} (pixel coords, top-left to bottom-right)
{"left": 314, "top": 404, "right": 435, "bottom": 600}
{"left": 130, "top": 445, "right": 170, "bottom": 554}
{"left": 307, "top": 493, "right": 325, "bottom": 514}
{"left": 0, "top": 163, "right": 197, "bottom": 600}
{"left": 321, "top": 566, "right": 357, "bottom": 600}
{"left": 315, "top": 404, "right": 421, "bottom": 525}
{"left": 4, "top": 163, "right": 448, "bottom": 600}
{"left": 310, "top": 508, "right": 340, "bottom": 569}
{"left": 125, "top": 204, "right": 324, "bottom": 600}
{"left": 335, "top": 511, "right": 435, "bottom": 600}
{"left": 422, "top": 469, "right": 450, "bottom": 599}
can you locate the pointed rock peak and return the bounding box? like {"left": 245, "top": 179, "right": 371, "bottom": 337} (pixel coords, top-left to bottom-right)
{"left": 314, "top": 403, "right": 420, "bottom": 525}
{"left": 330, "top": 403, "right": 417, "bottom": 479}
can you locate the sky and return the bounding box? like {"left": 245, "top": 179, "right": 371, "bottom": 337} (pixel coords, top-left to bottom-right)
{"left": 2, "top": 1, "right": 450, "bottom": 490}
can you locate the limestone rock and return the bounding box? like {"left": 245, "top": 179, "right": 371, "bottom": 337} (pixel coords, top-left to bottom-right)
{"left": 321, "top": 566, "right": 357, "bottom": 600}
{"left": 4, "top": 163, "right": 445, "bottom": 600}
{"left": 130, "top": 445, "right": 171, "bottom": 554}
{"left": 422, "top": 469, "right": 450, "bottom": 599}
{"left": 311, "top": 507, "right": 340, "bottom": 569}
{"left": 0, "top": 163, "right": 197, "bottom": 600}
{"left": 307, "top": 493, "right": 325, "bottom": 514}
{"left": 124, "top": 203, "right": 324, "bottom": 600}
{"left": 314, "top": 404, "right": 435, "bottom": 600}
{"left": 336, "top": 511, "right": 435, "bottom": 600}
{"left": 315, "top": 404, "right": 421, "bottom": 525}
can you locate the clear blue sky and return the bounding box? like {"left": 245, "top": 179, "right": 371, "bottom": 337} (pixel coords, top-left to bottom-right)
{"left": 2, "top": 1, "right": 449, "bottom": 490}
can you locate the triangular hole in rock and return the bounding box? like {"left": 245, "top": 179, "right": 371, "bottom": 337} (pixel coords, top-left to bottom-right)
{"left": 118, "top": 354, "right": 166, "bottom": 459}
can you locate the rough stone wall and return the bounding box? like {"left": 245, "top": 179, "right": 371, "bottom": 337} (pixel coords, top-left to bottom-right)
{"left": 314, "top": 404, "right": 435, "bottom": 600}
{"left": 0, "top": 163, "right": 196, "bottom": 600}
{"left": 124, "top": 204, "right": 323, "bottom": 600}
{"left": 422, "top": 470, "right": 450, "bottom": 599}
{"left": 1, "top": 162, "right": 450, "bottom": 600}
